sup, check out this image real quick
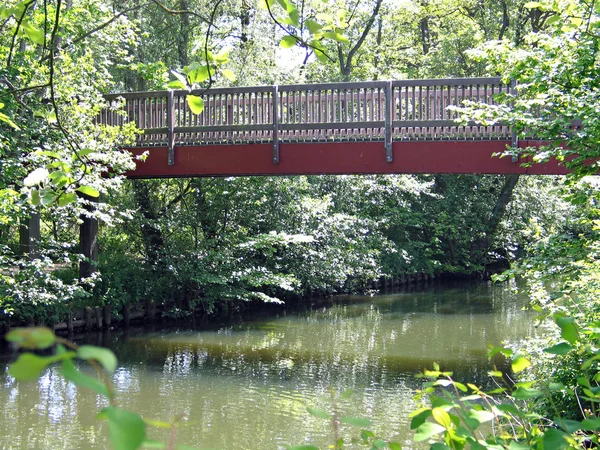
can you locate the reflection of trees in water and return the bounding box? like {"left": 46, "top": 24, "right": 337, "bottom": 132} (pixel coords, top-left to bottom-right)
{"left": 0, "top": 282, "right": 530, "bottom": 449}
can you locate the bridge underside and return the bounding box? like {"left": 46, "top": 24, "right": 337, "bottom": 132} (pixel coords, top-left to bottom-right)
{"left": 126, "top": 140, "right": 567, "bottom": 178}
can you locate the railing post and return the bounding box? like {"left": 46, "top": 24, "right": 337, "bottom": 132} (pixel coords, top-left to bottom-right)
{"left": 167, "top": 90, "right": 175, "bottom": 165}
{"left": 273, "top": 85, "right": 280, "bottom": 164}
{"left": 385, "top": 81, "right": 393, "bottom": 162}
{"left": 510, "top": 79, "right": 518, "bottom": 162}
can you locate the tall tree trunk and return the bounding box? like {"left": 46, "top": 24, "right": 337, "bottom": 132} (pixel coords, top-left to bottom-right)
{"left": 133, "top": 180, "right": 166, "bottom": 268}
{"left": 177, "top": 0, "right": 190, "bottom": 67}
{"left": 473, "top": 174, "right": 520, "bottom": 255}
{"left": 339, "top": 0, "right": 383, "bottom": 80}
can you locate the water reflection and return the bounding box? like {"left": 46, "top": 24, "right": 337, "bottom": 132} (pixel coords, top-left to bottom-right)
{"left": 0, "top": 281, "right": 535, "bottom": 449}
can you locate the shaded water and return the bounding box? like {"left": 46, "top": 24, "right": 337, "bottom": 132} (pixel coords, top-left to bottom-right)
{"left": 0, "top": 281, "right": 536, "bottom": 449}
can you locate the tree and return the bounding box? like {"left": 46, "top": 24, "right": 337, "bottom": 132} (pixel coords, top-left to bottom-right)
{"left": 458, "top": 0, "right": 600, "bottom": 178}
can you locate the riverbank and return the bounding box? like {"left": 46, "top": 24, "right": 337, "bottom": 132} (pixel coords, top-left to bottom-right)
{"left": 2, "top": 272, "right": 439, "bottom": 336}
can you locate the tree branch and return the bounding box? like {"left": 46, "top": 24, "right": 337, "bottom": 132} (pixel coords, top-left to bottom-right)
{"left": 343, "top": 0, "right": 382, "bottom": 77}
{"left": 150, "top": 0, "right": 214, "bottom": 26}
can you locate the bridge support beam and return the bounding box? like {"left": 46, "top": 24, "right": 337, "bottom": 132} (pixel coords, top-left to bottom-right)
{"left": 125, "top": 140, "right": 568, "bottom": 177}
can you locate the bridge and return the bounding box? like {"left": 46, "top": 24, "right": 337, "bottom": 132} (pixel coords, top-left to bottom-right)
{"left": 100, "top": 77, "right": 567, "bottom": 177}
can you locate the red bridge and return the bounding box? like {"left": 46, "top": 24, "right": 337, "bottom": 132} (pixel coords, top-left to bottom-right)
{"left": 100, "top": 77, "right": 566, "bottom": 177}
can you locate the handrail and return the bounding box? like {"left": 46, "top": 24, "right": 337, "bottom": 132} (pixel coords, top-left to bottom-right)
{"left": 98, "top": 77, "right": 514, "bottom": 165}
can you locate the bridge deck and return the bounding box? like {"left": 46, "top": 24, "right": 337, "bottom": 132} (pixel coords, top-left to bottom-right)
{"left": 99, "top": 78, "right": 565, "bottom": 176}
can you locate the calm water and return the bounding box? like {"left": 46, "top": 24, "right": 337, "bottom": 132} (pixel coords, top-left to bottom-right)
{"left": 0, "top": 281, "right": 535, "bottom": 449}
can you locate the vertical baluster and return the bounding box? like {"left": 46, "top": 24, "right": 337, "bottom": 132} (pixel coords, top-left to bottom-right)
{"left": 324, "top": 90, "right": 329, "bottom": 126}
{"left": 417, "top": 85, "right": 422, "bottom": 139}
{"left": 432, "top": 85, "right": 437, "bottom": 138}
{"left": 483, "top": 84, "right": 489, "bottom": 138}
{"left": 490, "top": 83, "right": 496, "bottom": 138}
{"left": 140, "top": 98, "right": 145, "bottom": 144}
{"left": 350, "top": 89, "right": 355, "bottom": 138}
{"left": 260, "top": 91, "right": 264, "bottom": 140}
{"left": 317, "top": 90, "right": 323, "bottom": 139}
{"left": 252, "top": 92, "right": 257, "bottom": 140}
{"left": 204, "top": 94, "right": 210, "bottom": 142}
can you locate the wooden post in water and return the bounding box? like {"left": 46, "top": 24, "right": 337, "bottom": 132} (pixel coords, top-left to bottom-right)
{"left": 103, "top": 305, "right": 112, "bottom": 329}
{"left": 84, "top": 307, "right": 94, "bottom": 330}
{"left": 146, "top": 300, "right": 156, "bottom": 321}
{"left": 123, "top": 303, "right": 131, "bottom": 327}
{"left": 67, "top": 312, "right": 74, "bottom": 334}
{"left": 94, "top": 306, "right": 103, "bottom": 329}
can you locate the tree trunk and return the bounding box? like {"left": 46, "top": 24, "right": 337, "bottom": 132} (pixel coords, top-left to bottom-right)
{"left": 132, "top": 180, "right": 165, "bottom": 268}
{"left": 473, "top": 174, "right": 520, "bottom": 254}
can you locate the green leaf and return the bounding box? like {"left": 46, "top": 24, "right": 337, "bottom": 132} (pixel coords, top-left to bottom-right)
{"left": 9, "top": 351, "right": 76, "bottom": 381}
{"left": 22, "top": 22, "right": 45, "bottom": 45}
{"left": 581, "top": 418, "right": 600, "bottom": 431}
{"left": 36, "top": 150, "right": 60, "bottom": 159}
{"left": 511, "top": 355, "right": 531, "bottom": 373}
{"left": 361, "top": 430, "right": 375, "bottom": 440}
{"left": 221, "top": 69, "right": 236, "bottom": 82}
{"left": 388, "top": 442, "right": 402, "bottom": 450}
{"left": 305, "top": 19, "right": 322, "bottom": 34}
{"left": 554, "top": 418, "right": 582, "bottom": 433}
{"left": 0, "top": 103, "right": 20, "bottom": 129}
{"left": 496, "top": 403, "right": 520, "bottom": 415}
{"left": 6, "top": 327, "right": 56, "bottom": 349}
{"left": 410, "top": 409, "right": 432, "bottom": 430}
{"left": 213, "top": 48, "right": 230, "bottom": 64}
{"left": 60, "top": 357, "right": 110, "bottom": 397}
{"left": 430, "top": 444, "right": 451, "bottom": 450}
{"left": 340, "top": 416, "right": 372, "bottom": 427}
{"left": 279, "top": 35, "right": 297, "bottom": 49}
{"left": 413, "top": 422, "right": 446, "bottom": 442}
{"left": 287, "top": 446, "right": 319, "bottom": 450}
{"left": 313, "top": 47, "right": 329, "bottom": 63}
{"left": 58, "top": 192, "right": 77, "bottom": 206}
{"left": 542, "top": 428, "right": 570, "bottom": 449}
{"left": 77, "top": 346, "right": 117, "bottom": 373}
{"left": 187, "top": 95, "right": 204, "bottom": 114}
{"left": 171, "top": 70, "right": 188, "bottom": 89}
{"left": 431, "top": 408, "right": 452, "bottom": 429}
{"left": 167, "top": 80, "right": 186, "bottom": 90}
{"left": 30, "top": 188, "right": 40, "bottom": 206}
{"left": 76, "top": 185, "right": 100, "bottom": 198}
{"left": 188, "top": 65, "right": 211, "bottom": 84}
{"left": 468, "top": 409, "right": 495, "bottom": 424}
{"left": 40, "top": 190, "right": 57, "bottom": 205}
{"left": 323, "top": 31, "right": 349, "bottom": 43}
{"left": 306, "top": 406, "right": 330, "bottom": 420}
{"left": 100, "top": 407, "right": 146, "bottom": 450}
{"left": 512, "top": 387, "right": 542, "bottom": 399}
{"left": 554, "top": 314, "right": 579, "bottom": 344}
{"left": 523, "top": 1, "right": 543, "bottom": 8}
{"left": 544, "top": 342, "right": 575, "bottom": 355}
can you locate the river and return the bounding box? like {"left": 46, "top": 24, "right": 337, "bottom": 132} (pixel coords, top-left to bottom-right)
{"left": 0, "top": 280, "right": 536, "bottom": 449}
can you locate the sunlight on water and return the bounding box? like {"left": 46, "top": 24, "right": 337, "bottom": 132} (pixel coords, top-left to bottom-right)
{"left": 0, "top": 281, "right": 535, "bottom": 449}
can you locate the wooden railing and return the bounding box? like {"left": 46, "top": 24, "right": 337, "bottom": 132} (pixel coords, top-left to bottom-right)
{"left": 99, "top": 78, "right": 514, "bottom": 164}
